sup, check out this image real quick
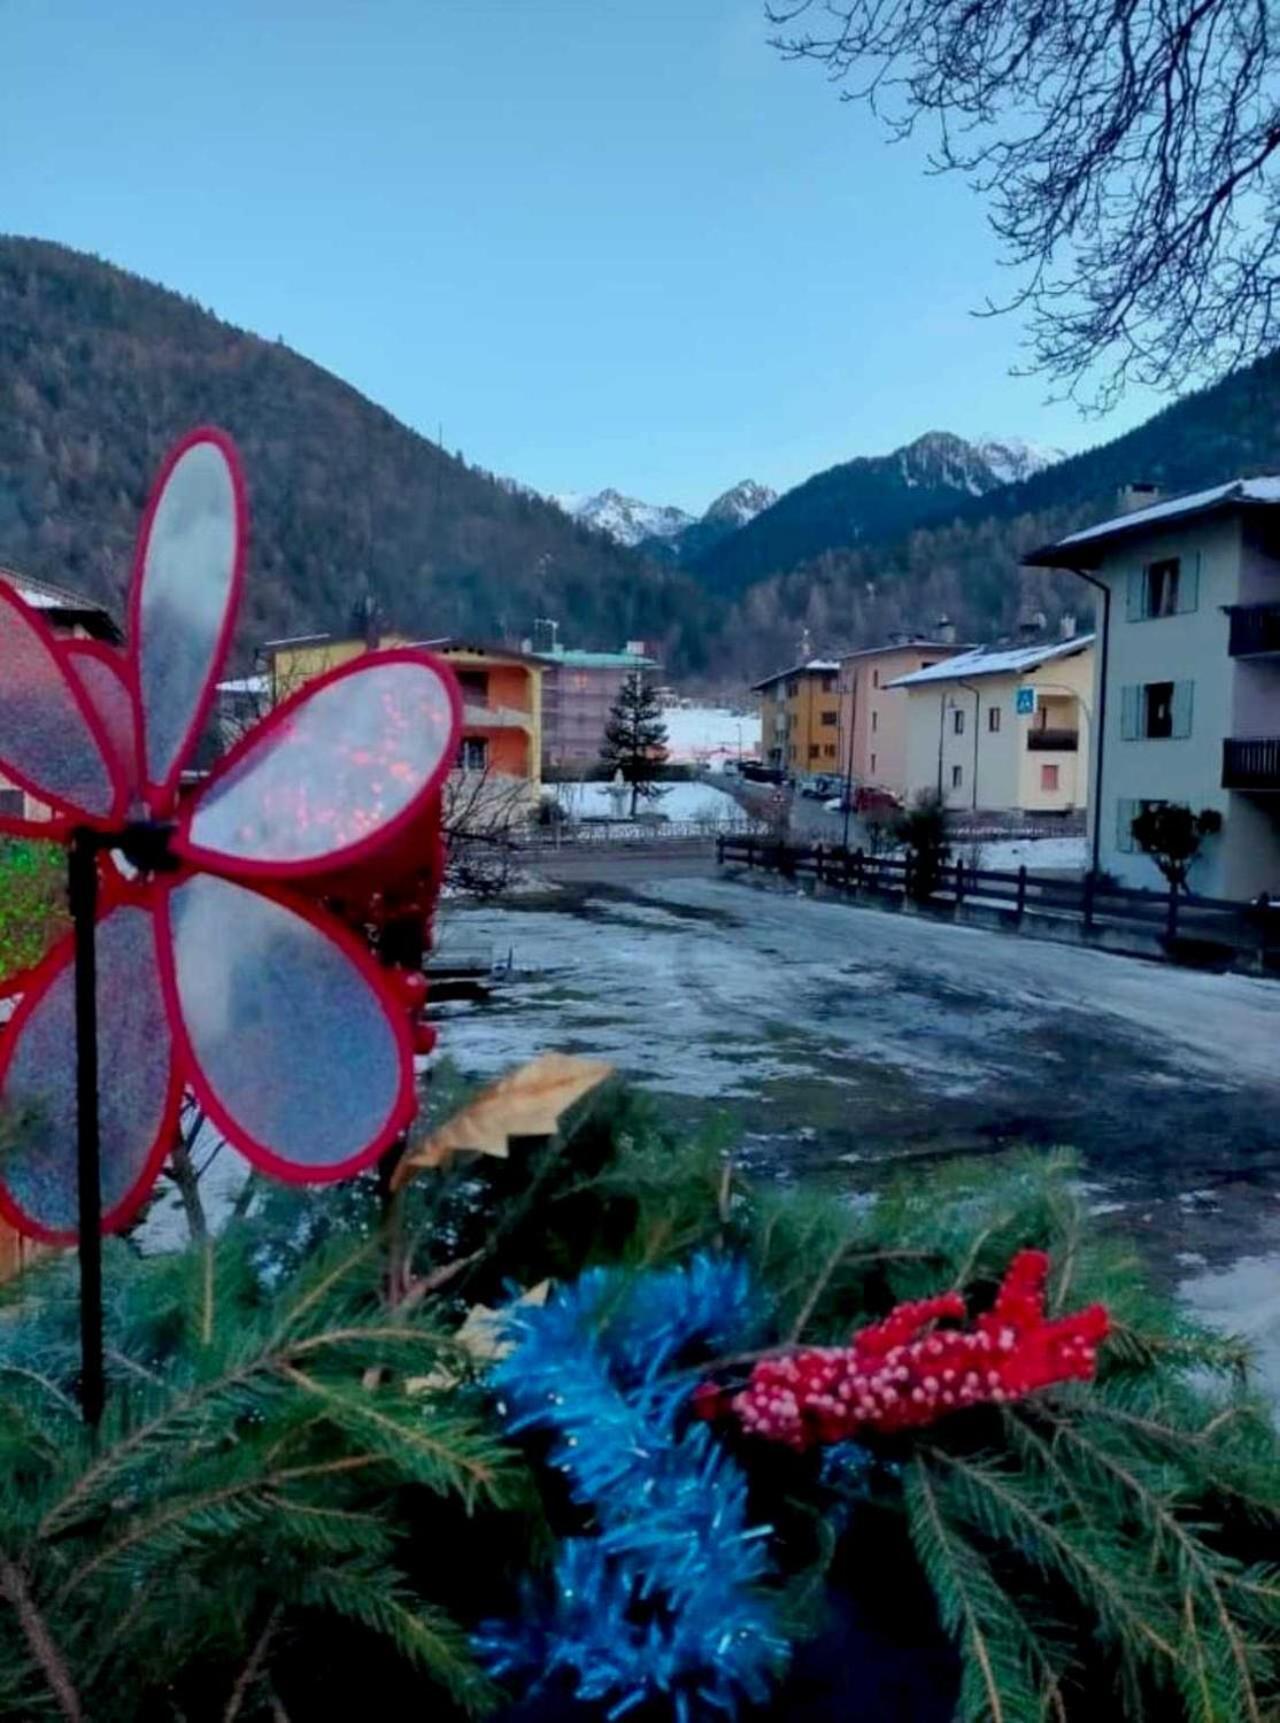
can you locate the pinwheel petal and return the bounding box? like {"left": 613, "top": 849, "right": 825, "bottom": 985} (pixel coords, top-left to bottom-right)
{"left": 65, "top": 641, "right": 139, "bottom": 803}
{"left": 0, "top": 584, "right": 121, "bottom": 825}
{"left": 128, "top": 429, "right": 245, "bottom": 812}
{"left": 176, "top": 648, "right": 460, "bottom": 877}
{"left": 0, "top": 901, "right": 180, "bottom": 1242}
{"left": 158, "top": 873, "right": 413, "bottom": 1179}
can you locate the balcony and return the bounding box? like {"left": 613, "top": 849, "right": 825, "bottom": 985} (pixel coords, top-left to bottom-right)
{"left": 1227, "top": 602, "right": 1280, "bottom": 658}
{"left": 1223, "top": 736, "right": 1280, "bottom": 790}
{"left": 1026, "top": 729, "right": 1079, "bottom": 752}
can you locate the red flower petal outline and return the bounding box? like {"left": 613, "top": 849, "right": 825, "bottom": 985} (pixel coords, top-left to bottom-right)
{"left": 64, "top": 639, "right": 139, "bottom": 801}
{"left": 152, "top": 869, "right": 416, "bottom": 1185}
{"left": 125, "top": 427, "right": 248, "bottom": 817}
{"left": 0, "top": 886, "right": 182, "bottom": 1245}
{"left": 0, "top": 582, "right": 126, "bottom": 829}
{"left": 173, "top": 646, "right": 463, "bottom": 879}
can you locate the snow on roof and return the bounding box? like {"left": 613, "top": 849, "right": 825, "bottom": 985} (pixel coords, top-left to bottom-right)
{"left": 839, "top": 638, "right": 973, "bottom": 661}
{"left": 887, "top": 634, "right": 1095, "bottom": 689}
{"left": 216, "top": 675, "right": 268, "bottom": 696}
{"left": 536, "top": 647, "right": 658, "bottom": 669}
{"left": 1024, "top": 476, "right": 1280, "bottom": 566}
{"left": 750, "top": 657, "right": 841, "bottom": 691}
{"left": 0, "top": 566, "right": 119, "bottom": 637}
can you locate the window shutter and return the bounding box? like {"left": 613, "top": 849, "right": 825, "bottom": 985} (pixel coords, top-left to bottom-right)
{"left": 1126, "top": 569, "right": 1143, "bottom": 622}
{"left": 1171, "top": 680, "right": 1194, "bottom": 739}
{"left": 1120, "top": 684, "right": 1139, "bottom": 740}
{"left": 1116, "top": 799, "right": 1136, "bottom": 853}
{"left": 1179, "top": 552, "right": 1201, "bottom": 614}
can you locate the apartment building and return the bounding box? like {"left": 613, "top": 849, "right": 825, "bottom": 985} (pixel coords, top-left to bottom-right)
{"left": 751, "top": 659, "right": 842, "bottom": 776}
{"left": 891, "top": 635, "right": 1095, "bottom": 814}
{"left": 836, "top": 636, "right": 968, "bottom": 798}
{"left": 1025, "top": 479, "right": 1280, "bottom": 896}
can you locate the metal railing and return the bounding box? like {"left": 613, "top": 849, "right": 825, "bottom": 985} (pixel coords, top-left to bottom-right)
{"left": 1223, "top": 736, "right": 1280, "bottom": 790}
{"left": 1026, "top": 729, "right": 1079, "bottom": 752}
{"left": 1227, "top": 602, "right": 1280, "bottom": 658}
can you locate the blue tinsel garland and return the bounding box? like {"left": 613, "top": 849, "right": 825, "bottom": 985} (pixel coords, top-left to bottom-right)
{"left": 477, "top": 1255, "right": 790, "bottom": 1720}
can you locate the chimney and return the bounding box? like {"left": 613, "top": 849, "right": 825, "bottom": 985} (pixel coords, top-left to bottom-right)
{"left": 624, "top": 639, "right": 646, "bottom": 658}
{"left": 1016, "top": 613, "right": 1045, "bottom": 643}
{"left": 531, "top": 617, "right": 559, "bottom": 655}
{"left": 1117, "top": 482, "right": 1162, "bottom": 514}
{"left": 1059, "top": 612, "right": 1078, "bottom": 641}
{"left": 936, "top": 615, "right": 957, "bottom": 645}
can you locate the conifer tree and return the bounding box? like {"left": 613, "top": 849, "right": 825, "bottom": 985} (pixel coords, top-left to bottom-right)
{"left": 600, "top": 672, "right": 669, "bottom": 818}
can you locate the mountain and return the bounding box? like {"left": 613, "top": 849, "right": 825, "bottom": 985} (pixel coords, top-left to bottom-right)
{"left": 554, "top": 487, "right": 695, "bottom": 548}
{"left": 719, "top": 356, "right": 1280, "bottom": 678}
{"left": 0, "top": 237, "right": 713, "bottom": 670}
{"left": 648, "top": 478, "right": 781, "bottom": 566}
{"left": 692, "top": 431, "right": 1062, "bottom": 599}
{"left": 973, "top": 437, "right": 1065, "bottom": 486}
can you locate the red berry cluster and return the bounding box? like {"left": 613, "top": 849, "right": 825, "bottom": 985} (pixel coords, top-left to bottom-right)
{"left": 704, "top": 1251, "right": 1108, "bottom": 1450}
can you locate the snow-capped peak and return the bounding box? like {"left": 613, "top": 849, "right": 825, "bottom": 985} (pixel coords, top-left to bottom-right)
{"left": 703, "top": 479, "right": 777, "bottom": 528}
{"left": 973, "top": 436, "right": 1066, "bottom": 487}
{"left": 555, "top": 487, "right": 694, "bottom": 548}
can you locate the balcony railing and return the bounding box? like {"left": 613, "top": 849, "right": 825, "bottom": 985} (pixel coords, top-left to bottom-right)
{"left": 1026, "top": 729, "right": 1079, "bottom": 752}
{"left": 1227, "top": 602, "right": 1280, "bottom": 657}
{"left": 1223, "top": 736, "right": 1280, "bottom": 790}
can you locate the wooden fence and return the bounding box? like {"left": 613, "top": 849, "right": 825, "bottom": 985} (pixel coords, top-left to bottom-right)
{"left": 716, "top": 835, "right": 1280, "bottom": 970}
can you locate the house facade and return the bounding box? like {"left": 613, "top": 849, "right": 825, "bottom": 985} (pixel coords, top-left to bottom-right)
{"left": 891, "top": 636, "right": 1095, "bottom": 815}
{"left": 751, "top": 659, "right": 842, "bottom": 777}
{"left": 836, "top": 637, "right": 968, "bottom": 798}
{"left": 529, "top": 641, "right": 657, "bottom": 772}
{"left": 1026, "top": 480, "right": 1280, "bottom": 897}
{"left": 264, "top": 631, "right": 543, "bottom": 802}
{"left": 0, "top": 566, "right": 119, "bottom": 823}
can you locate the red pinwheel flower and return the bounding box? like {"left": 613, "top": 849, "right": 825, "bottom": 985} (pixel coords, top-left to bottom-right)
{"left": 700, "top": 1250, "right": 1109, "bottom": 1449}
{"left": 0, "top": 429, "right": 462, "bottom": 1243}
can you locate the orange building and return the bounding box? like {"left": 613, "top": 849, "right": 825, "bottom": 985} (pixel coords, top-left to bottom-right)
{"left": 836, "top": 636, "right": 969, "bottom": 798}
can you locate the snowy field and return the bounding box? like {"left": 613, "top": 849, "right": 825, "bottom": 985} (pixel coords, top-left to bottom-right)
{"left": 556, "top": 778, "right": 750, "bottom": 823}
{"left": 963, "top": 836, "right": 1087, "bottom": 873}
{"left": 661, "top": 703, "right": 760, "bottom": 768}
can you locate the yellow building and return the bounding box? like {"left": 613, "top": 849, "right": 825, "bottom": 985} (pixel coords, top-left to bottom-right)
{"left": 263, "top": 631, "right": 543, "bottom": 802}
{"left": 891, "top": 635, "right": 1096, "bottom": 814}
{"left": 751, "top": 657, "right": 842, "bottom": 780}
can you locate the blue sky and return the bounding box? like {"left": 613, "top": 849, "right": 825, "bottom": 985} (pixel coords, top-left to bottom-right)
{"left": 3, "top": 0, "right": 1161, "bottom": 511}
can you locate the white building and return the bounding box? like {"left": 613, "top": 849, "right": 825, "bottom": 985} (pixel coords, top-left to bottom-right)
{"left": 1025, "top": 479, "right": 1280, "bottom": 897}
{"left": 890, "top": 636, "right": 1095, "bottom": 815}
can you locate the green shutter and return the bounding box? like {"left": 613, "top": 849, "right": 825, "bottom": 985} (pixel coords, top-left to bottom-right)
{"left": 1120, "top": 684, "right": 1140, "bottom": 740}
{"left": 1116, "top": 798, "right": 1136, "bottom": 853}
{"left": 1178, "top": 552, "right": 1201, "bottom": 614}
{"left": 1171, "top": 680, "right": 1194, "bottom": 738}
{"left": 1126, "top": 569, "right": 1143, "bottom": 622}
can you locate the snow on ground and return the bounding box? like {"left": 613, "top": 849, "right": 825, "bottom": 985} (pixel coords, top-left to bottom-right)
{"left": 557, "top": 779, "right": 750, "bottom": 823}
{"left": 661, "top": 704, "right": 760, "bottom": 768}
{"left": 964, "top": 836, "right": 1087, "bottom": 873}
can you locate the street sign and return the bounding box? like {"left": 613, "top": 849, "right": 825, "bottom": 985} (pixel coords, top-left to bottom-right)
{"left": 1015, "top": 685, "right": 1037, "bottom": 717}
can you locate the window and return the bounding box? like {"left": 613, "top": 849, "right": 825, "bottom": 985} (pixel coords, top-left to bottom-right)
{"left": 458, "top": 736, "right": 489, "bottom": 772}
{"left": 824, "top": 744, "right": 836, "bottom": 758}
{"left": 820, "top": 709, "right": 838, "bottom": 726}
{"left": 0, "top": 789, "right": 22, "bottom": 820}
{"left": 808, "top": 744, "right": 821, "bottom": 761}
{"left": 951, "top": 764, "right": 963, "bottom": 789}
{"left": 873, "top": 669, "right": 880, "bottom": 688}
{"left": 988, "top": 706, "right": 1001, "bottom": 733}
{"left": 457, "top": 669, "right": 489, "bottom": 702}
{"left": 952, "top": 707, "right": 965, "bottom": 736}
{"left": 1120, "top": 681, "right": 1193, "bottom": 740}
{"left": 1041, "top": 763, "right": 1060, "bottom": 792}
{"left": 871, "top": 710, "right": 879, "bottom": 733}
{"left": 870, "top": 753, "right": 877, "bottom": 774}
{"left": 786, "top": 679, "right": 799, "bottom": 698}
{"left": 821, "top": 674, "right": 836, "bottom": 693}
{"left": 1127, "top": 554, "right": 1199, "bottom": 620}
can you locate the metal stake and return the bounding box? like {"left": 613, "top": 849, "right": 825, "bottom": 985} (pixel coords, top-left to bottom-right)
{"left": 69, "top": 830, "right": 104, "bottom": 1429}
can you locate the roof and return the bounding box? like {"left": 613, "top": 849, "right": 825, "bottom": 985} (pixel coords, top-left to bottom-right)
{"left": 0, "top": 565, "right": 120, "bottom": 641}
{"left": 750, "top": 657, "right": 841, "bottom": 692}
{"left": 535, "top": 647, "right": 658, "bottom": 669}
{"left": 838, "top": 638, "right": 974, "bottom": 663}
{"left": 887, "top": 635, "right": 1096, "bottom": 689}
{"left": 428, "top": 638, "right": 545, "bottom": 667}
{"left": 216, "top": 675, "right": 269, "bottom": 697}
{"left": 1023, "top": 477, "right": 1280, "bottom": 568}
{"left": 261, "top": 631, "right": 334, "bottom": 651}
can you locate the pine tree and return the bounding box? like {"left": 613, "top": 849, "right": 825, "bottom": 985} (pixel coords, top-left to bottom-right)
{"left": 599, "top": 673, "right": 670, "bottom": 818}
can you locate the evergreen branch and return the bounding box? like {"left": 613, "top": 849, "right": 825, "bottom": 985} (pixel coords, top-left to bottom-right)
{"left": 0, "top": 1552, "right": 81, "bottom": 1722}
{"left": 222, "top": 1604, "right": 281, "bottom": 1723}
